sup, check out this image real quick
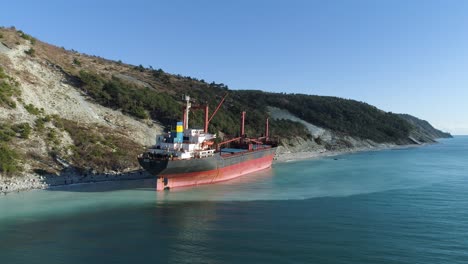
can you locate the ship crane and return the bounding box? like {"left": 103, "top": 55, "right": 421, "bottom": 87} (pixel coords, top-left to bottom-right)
{"left": 182, "top": 93, "right": 228, "bottom": 133}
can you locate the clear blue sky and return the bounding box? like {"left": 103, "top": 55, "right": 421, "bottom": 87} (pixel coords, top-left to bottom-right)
{"left": 2, "top": 0, "right": 467, "bottom": 134}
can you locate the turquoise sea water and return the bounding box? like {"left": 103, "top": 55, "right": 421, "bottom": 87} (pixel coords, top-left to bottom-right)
{"left": 1, "top": 136, "right": 468, "bottom": 264}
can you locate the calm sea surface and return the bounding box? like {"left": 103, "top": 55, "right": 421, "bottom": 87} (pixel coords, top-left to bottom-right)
{"left": 1, "top": 136, "right": 468, "bottom": 264}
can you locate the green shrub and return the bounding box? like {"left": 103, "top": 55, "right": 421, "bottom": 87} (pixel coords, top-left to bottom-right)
{"left": 152, "top": 69, "right": 164, "bottom": 78}
{"left": 0, "top": 68, "right": 20, "bottom": 108}
{"left": 135, "top": 64, "right": 145, "bottom": 72}
{"left": 128, "top": 105, "right": 148, "bottom": 119}
{"left": 46, "top": 128, "right": 60, "bottom": 145}
{"left": 18, "top": 30, "right": 35, "bottom": 44}
{"left": 34, "top": 116, "right": 51, "bottom": 131}
{"left": 0, "top": 123, "right": 32, "bottom": 141}
{"left": 24, "top": 48, "right": 35, "bottom": 56}
{"left": 0, "top": 67, "right": 6, "bottom": 79}
{"left": 73, "top": 58, "right": 81, "bottom": 66}
{"left": 35, "top": 118, "right": 45, "bottom": 132}
{"left": 42, "top": 115, "right": 52, "bottom": 122}
{"left": 0, "top": 82, "right": 18, "bottom": 108}
{"left": 51, "top": 115, "right": 64, "bottom": 130}
{"left": 12, "top": 123, "right": 31, "bottom": 139}
{"left": 24, "top": 103, "right": 41, "bottom": 115}
{"left": 0, "top": 143, "right": 21, "bottom": 176}
{"left": 0, "top": 127, "right": 15, "bottom": 142}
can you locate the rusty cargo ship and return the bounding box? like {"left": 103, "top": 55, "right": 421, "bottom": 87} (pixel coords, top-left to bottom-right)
{"left": 138, "top": 95, "right": 277, "bottom": 191}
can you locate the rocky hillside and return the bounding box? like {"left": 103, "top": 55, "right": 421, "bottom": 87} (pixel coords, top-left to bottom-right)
{"left": 0, "top": 27, "right": 162, "bottom": 184}
{"left": 399, "top": 114, "right": 452, "bottom": 143}
{"left": 0, "top": 27, "right": 451, "bottom": 191}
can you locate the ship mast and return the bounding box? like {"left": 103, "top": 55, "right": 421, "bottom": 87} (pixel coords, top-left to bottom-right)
{"left": 183, "top": 95, "right": 191, "bottom": 130}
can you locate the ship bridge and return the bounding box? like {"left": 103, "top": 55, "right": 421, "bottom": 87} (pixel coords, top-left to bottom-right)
{"left": 150, "top": 126, "right": 216, "bottom": 160}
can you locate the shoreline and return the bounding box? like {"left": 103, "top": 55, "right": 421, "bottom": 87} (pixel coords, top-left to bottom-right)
{"left": 0, "top": 143, "right": 429, "bottom": 196}
{"left": 0, "top": 170, "right": 154, "bottom": 195}
{"left": 273, "top": 143, "right": 423, "bottom": 164}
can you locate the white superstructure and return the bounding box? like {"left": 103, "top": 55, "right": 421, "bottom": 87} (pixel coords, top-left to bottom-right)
{"left": 148, "top": 128, "right": 216, "bottom": 160}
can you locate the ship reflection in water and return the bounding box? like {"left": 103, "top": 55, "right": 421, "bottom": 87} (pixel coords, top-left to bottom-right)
{"left": 151, "top": 168, "right": 275, "bottom": 264}
{"left": 155, "top": 167, "right": 275, "bottom": 202}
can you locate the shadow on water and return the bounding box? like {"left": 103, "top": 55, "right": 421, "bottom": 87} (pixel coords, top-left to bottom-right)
{"left": 42, "top": 166, "right": 157, "bottom": 193}
{"left": 44, "top": 165, "right": 276, "bottom": 194}
{"left": 46, "top": 178, "right": 157, "bottom": 193}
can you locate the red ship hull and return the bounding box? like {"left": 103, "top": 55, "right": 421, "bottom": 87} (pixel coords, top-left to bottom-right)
{"left": 139, "top": 147, "right": 276, "bottom": 191}
{"left": 156, "top": 153, "right": 274, "bottom": 190}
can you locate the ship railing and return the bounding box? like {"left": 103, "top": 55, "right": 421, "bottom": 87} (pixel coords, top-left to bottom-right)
{"left": 197, "top": 149, "right": 215, "bottom": 158}
{"left": 219, "top": 145, "right": 272, "bottom": 157}
{"left": 139, "top": 152, "right": 172, "bottom": 161}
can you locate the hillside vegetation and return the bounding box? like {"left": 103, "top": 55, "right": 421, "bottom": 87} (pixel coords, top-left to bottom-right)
{"left": 0, "top": 26, "right": 451, "bottom": 181}
{"left": 398, "top": 114, "right": 452, "bottom": 140}
{"left": 1, "top": 28, "right": 424, "bottom": 143}
{"left": 76, "top": 64, "right": 414, "bottom": 143}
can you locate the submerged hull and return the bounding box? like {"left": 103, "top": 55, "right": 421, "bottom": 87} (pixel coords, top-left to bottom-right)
{"left": 139, "top": 147, "right": 276, "bottom": 190}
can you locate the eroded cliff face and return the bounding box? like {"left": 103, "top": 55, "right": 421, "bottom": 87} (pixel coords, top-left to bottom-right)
{"left": 0, "top": 42, "right": 161, "bottom": 146}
